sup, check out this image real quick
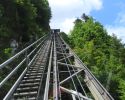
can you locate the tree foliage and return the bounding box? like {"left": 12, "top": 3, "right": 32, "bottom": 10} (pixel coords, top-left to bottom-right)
{"left": 0, "top": 0, "right": 51, "bottom": 41}
{"left": 0, "top": 0, "right": 51, "bottom": 62}
{"left": 0, "top": 0, "right": 51, "bottom": 98}
{"left": 69, "top": 14, "right": 125, "bottom": 99}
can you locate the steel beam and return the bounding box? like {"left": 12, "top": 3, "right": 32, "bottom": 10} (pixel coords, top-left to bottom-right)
{"left": 60, "top": 86, "right": 92, "bottom": 100}
{"left": 57, "top": 62, "right": 84, "bottom": 69}
{"left": 43, "top": 42, "right": 53, "bottom": 100}
{"left": 59, "top": 34, "right": 114, "bottom": 100}
{"left": 60, "top": 69, "right": 84, "bottom": 85}
{"left": 53, "top": 34, "right": 60, "bottom": 100}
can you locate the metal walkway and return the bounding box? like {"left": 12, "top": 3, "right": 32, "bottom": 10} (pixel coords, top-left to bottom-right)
{"left": 0, "top": 30, "right": 114, "bottom": 100}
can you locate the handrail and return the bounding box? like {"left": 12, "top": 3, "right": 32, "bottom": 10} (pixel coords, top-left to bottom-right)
{"left": 0, "top": 35, "right": 46, "bottom": 69}
{"left": 4, "top": 39, "right": 46, "bottom": 100}
{"left": 0, "top": 37, "right": 46, "bottom": 88}
{"left": 0, "top": 34, "right": 48, "bottom": 98}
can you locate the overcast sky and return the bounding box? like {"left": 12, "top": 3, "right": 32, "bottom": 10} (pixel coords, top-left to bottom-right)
{"left": 48, "top": 0, "right": 125, "bottom": 43}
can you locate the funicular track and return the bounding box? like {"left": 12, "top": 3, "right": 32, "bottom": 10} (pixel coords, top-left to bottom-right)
{"left": 0, "top": 30, "right": 114, "bottom": 100}
{"left": 12, "top": 38, "right": 51, "bottom": 99}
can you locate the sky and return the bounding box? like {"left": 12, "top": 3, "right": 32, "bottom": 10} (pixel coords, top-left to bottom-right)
{"left": 48, "top": 0, "right": 125, "bottom": 43}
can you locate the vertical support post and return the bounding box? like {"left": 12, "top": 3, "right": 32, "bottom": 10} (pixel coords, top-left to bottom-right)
{"left": 72, "top": 94, "right": 76, "bottom": 100}
{"left": 25, "top": 50, "right": 29, "bottom": 68}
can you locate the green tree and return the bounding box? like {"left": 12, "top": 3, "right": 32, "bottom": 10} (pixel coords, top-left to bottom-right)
{"left": 68, "top": 14, "right": 125, "bottom": 99}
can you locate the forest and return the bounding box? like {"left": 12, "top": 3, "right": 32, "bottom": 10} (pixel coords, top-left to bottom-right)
{"left": 60, "top": 14, "right": 125, "bottom": 99}
{"left": 0, "top": 0, "right": 51, "bottom": 63}
{"left": 0, "top": 0, "right": 51, "bottom": 98}
{"left": 0, "top": 0, "right": 125, "bottom": 99}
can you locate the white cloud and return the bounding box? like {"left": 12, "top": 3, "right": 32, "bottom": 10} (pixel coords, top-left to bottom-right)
{"left": 48, "top": 0, "right": 103, "bottom": 33}
{"left": 115, "top": 12, "right": 125, "bottom": 25}
{"left": 106, "top": 3, "right": 125, "bottom": 43}
{"left": 49, "top": 0, "right": 102, "bottom": 13}
{"left": 106, "top": 25, "right": 125, "bottom": 43}
{"left": 106, "top": 26, "right": 125, "bottom": 37}
{"left": 61, "top": 18, "right": 75, "bottom": 33}
{"left": 49, "top": 0, "right": 83, "bottom": 8}
{"left": 83, "top": 0, "right": 103, "bottom": 13}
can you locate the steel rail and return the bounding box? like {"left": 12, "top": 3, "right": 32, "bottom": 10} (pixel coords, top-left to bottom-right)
{"left": 53, "top": 34, "right": 60, "bottom": 100}
{"left": 43, "top": 41, "right": 53, "bottom": 100}
{"left": 37, "top": 39, "right": 52, "bottom": 99}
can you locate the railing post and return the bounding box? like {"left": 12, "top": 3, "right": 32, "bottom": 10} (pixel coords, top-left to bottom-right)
{"left": 25, "top": 50, "right": 29, "bottom": 68}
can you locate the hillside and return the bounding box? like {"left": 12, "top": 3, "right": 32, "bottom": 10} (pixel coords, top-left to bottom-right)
{"left": 61, "top": 14, "right": 125, "bottom": 100}
{"left": 0, "top": 0, "right": 51, "bottom": 98}
{"left": 0, "top": 0, "right": 51, "bottom": 62}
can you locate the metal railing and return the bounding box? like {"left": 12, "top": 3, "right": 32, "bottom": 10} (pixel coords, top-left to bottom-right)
{"left": 59, "top": 34, "right": 114, "bottom": 100}
{"left": 0, "top": 31, "right": 114, "bottom": 100}
{"left": 0, "top": 34, "right": 48, "bottom": 99}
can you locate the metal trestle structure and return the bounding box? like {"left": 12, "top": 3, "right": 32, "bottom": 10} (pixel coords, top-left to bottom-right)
{"left": 0, "top": 30, "right": 114, "bottom": 100}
